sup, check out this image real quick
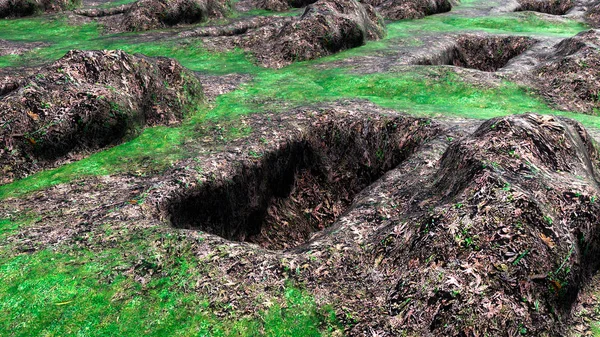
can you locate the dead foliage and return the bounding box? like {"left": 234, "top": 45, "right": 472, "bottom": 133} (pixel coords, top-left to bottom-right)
{"left": 166, "top": 113, "right": 437, "bottom": 250}
{"left": 0, "top": 0, "right": 80, "bottom": 18}
{"left": 586, "top": 1, "right": 600, "bottom": 28}
{"left": 365, "top": 114, "right": 600, "bottom": 335}
{"left": 417, "top": 34, "right": 536, "bottom": 72}
{"left": 362, "top": 0, "right": 451, "bottom": 20}
{"left": 516, "top": 0, "right": 574, "bottom": 15}
{"left": 250, "top": 0, "right": 317, "bottom": 11}
{"left": 536, "top": 29, "right": 600, "bottom": 114}
{"left": 249, "top": 0, "right": 386, "bottom": 68}
{"left": 74, "top": 0, "right": 231, "bottom": 32}
{"left": 121, "top": 0, "right": 231, "bottom": 32}
{"left": 0, "top": 49, "right": 203, "bottom": 184}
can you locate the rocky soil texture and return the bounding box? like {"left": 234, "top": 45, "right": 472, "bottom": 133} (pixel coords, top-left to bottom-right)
{"left": 1, "top": 0, "right": 600, "bottom": 335}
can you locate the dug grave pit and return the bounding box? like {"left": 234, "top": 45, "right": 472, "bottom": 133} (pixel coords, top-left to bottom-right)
{"left": 167, "top": 116, "right": 432, "bottom": 250}
{"left": 416, "top": 34, "right": 538, "bottom": 72}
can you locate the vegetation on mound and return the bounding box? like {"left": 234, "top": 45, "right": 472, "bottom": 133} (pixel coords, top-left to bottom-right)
{"left": 1, "top": 0, "right": 600, "bottom": 334}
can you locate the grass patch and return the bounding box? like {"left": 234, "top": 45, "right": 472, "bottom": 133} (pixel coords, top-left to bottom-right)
{"left": 0, "top": 232, "right": 339, "bottom": 336}
{"left": 4, "top": 64, "right": 600, "bottom": 199}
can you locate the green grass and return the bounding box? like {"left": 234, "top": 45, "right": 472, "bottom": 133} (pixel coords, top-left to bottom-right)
{"left": 97, "top": 0, "right": 137, "bottom": 8}
{"left": 0, "top": 4, "right": 599, "bottom": 336}
{"left": 0, "top": 230, "right": 339, "bottom": 336}
{"left": 4, "top": 63, "right": 600, "bottom": 199}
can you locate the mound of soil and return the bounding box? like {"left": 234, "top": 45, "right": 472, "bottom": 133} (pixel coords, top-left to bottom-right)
{"left": 75, "top": 0, "right": 231, "bottom": 32}
{"left": 167, "top": 114, "right": 436, "bottom": 250}
{"left": 417, "top": 34, "right": 537, "bottom": 72}
{"left": 586, "top": 1, "right": 600, "bottom": 28}
{"left": 516, "top": 0, "right": 573, "bottom": 15}
{"left": 250, "top": 0, "right": 317, "bottom": 11}
{"left": 0, "top": 0, "right": 80, "bottom": 18}
{"left": 252, "top": 0, "right": 385, "bottom": 68}
{"left": 121, "top": 0, "right": 231, "bottom": 32}
{"left": 536, "top": 29, "right": 600, "bottom": 114}
{"left": 0, "top": 50, "right": 203, "bottom": 185}
{"left": 363, "top": 114, "right": 600, "bottom": 335}
{"left": 362, "top": 0, "right": 451, "bottom": 20}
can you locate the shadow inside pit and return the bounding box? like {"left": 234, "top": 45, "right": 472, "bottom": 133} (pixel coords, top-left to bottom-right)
{"left": 417, "top": 35, "right": 537, "bottom": 72}
{"left": 167, "top": 118, "right": 430, "bottom": 250}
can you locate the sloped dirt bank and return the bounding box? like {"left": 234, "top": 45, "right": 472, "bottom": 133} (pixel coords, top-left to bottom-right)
{"left": 360, "top": 113, "right": 600, "bottom": 335}
{"left": 75, "top": 0, "right": 231, "bottom": 32}
{"left": 250, "top": 0, "right": 385, "bottom": 68}
{"left": 2, "top": 105, "right": 600, "bottom": 335}
{"left": 363, "top": 0, "right": 451, "bottom": 20}
{"left": 416, "top": 34, "right": 537, "bottom": 72}
{"left": 0, "top": 50, "right": 203, "bottom": 185}
{"left": 246, "top": 0, "right": 317, "bottom": 11}
{"left": 516, "top": 0, "right": 574, "bottom": 15}
{"left": 0, "top": 0, "right": 81, "bottom": 18}
{"left": 536, "top": 29, "right": 600, "bottom": 114}
{"left": 586, "top": 1, "right": 600, "bottom": 27}
{"left": 166, "top": 115, "right": 435, "bottom": 250}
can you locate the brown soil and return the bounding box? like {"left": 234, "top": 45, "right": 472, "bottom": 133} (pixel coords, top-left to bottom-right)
{"left": 363, "top": 0, "right": 451, "bottom": 20}
{"left": 586, "top": 1, "right": 600, "bottom": 28}
{"left": 516, "top": 0, "right": 574, "bottom": 15}
{"left": 0, "top": 50, "right": 203, "bottom": 184}
{"left": 74, "top": 0, "right": 231, "bottom": 32}
{"left": 4, "top": 104, "right": 600, "bottom": 336}
{"left": 368, "top": 113, "right": 600, "bottom": 335}
{"left": 167, "top": 115, "right": 435, "bottom": 250}
{"left": 536, "top": 29, "right": 600, "bottom": 114}
{"left": 249, "top": 0, "right": 317, "bottom": 11}
{"left": 0, "top": 0, "right": 80, "bottom": 18}
{"left": 417, "top": 34, "right": 537, "bottom": 72}
{"left": 247, "top": 0, "right": 386, "bottom": 68}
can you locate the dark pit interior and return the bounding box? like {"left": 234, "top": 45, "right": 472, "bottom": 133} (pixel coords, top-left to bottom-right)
{"left": 417, "top": 35, "right": 537, "bottom": 72}
{"left": 167, "top": 117, "right": 433, "bottom": 250}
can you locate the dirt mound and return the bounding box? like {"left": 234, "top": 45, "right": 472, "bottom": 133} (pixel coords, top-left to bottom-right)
{"left": 586, "top": 1, "right": 600, "bottom": 28}
{"left": 0, "top": 0, "right": 80, "bottom": 18}
{"left": 250, "top": 0, "right": 317, "bottom": 11}
{"left": 362, "top": 0, "right": 451, "bottom": 20}
{"left": 368, "top": 114, "right": 600, "bottom": 335}
{"left": 121, "top": 0, "right": 230, "bottom": 31}
{"left": 74, "top": 0, "right": 231, "bottom": 32}
{"left": 0, "top": 50, "right": 203, "bottom": 185}
{"left": 167, "top": 114, "right": 436, "bottom": 250}
{"left": 536, "top": 29, "right": 600, "bottom": 114}
{"left": 251, "top": 0, "right": 385, "bottom": 68}
{"left": 516, "top": 0, "right": 573, "bottom": 15}
{"left": 417, "top": 34, "right": 536, "bottom": 72}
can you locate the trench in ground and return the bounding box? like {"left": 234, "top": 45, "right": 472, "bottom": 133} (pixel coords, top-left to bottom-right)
{"left": 416, "top": 35, "right": 537, "bottom": 72}
{"left": 167, "top": 118, "right": 431, "bottom": 250}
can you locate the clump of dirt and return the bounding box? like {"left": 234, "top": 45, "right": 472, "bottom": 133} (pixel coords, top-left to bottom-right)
{"left": 249, "top": 0, "right": 317, "bottom": 11}
{"left": 536, "top": 29, "right": 600, "bottom": 114}
{"left": 362, "top": 0, "right": 451, "bottom": 20}
{"left": 586, "top": 1, "right": 600, "bottom": 28}
{"left": 516, "top": 0, "right": 573, "bottom": 15}
{"left": 250, "top": 0, "right": 386, "bottom": 68}
{"left": 75, "top": 0, "right": 231, "bottom": 32}
{"left": 166, "top": 114, "right": 434, "bottom": 250}
{"left": 417, "top": 34, "right": 537, "bottom": 72}
{"left": 0, "top": 50, "right": 203, "bottom": 185}
{"left": 122, "top": 0, "right": 231, "bottom": 31}
{"left": 0, "top": 0, "right": 81, "bottom": 18}
{"left": 370, "top": 114, "right": 600, "bottom": 335}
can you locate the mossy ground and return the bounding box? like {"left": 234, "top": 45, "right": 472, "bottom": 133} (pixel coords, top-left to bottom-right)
{"left": 1, "top": 0, "right": 600, "bottom": 335}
